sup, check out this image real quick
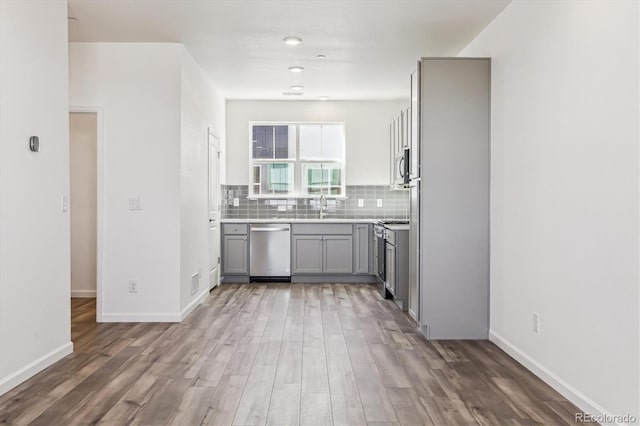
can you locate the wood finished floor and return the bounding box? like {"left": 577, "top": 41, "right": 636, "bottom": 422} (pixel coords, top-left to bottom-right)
{"left": 0, "top": 283, "right": 582, "bottom": 426}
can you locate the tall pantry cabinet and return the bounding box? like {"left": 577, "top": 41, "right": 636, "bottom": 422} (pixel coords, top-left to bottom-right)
{"left": 409, "top": 58, "right": 490, "bottom": 340}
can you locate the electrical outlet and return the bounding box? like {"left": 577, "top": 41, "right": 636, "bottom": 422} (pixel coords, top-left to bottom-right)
{"left": 376, "top": 199, "right": 383, "bottom": 207}
{"left": 233, "top": 197, "right": 240, "bottom": 207}
{"left": 277, "top": 205, "right": 287, "bottom": 212}
{"left": 358, "top": 199, "right": 364, "bottom": 207}
{"left": 191, "top": 272, "right": 200, "bottom": 295}
{"left": 129, "top": 279, "right": 138, "bottom": 293}
{"left": 61, "top": 194, "right": 68, "bottom": 212}
{"left": 533, "top": 313, "right": 540, "bottom": 333}
{"left": 128, "top": 196, "right": 142, "bottom": 211}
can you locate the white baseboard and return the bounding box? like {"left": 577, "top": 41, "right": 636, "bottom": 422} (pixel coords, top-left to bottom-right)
{"left": 71, "top": 290, "right": 96, "bottom": 298}
{"left": 0, "top": 342, "right": 73, "bottom": 397}
{"left": 100, "top": 312, "right": 181, "bottom": 322}
{"left": 180, "top": 290, "right": 208, "bottom": 321}
{"left": 489, "top": 330, "right": 628, "bottom": 426}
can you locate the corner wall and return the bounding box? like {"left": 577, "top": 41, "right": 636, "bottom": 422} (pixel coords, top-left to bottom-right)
{"left": 180, "top": 49, "right": 226, "bottom": 314}
{"left": 69, "top": 43, "right": 183, "bottom": 321}
{"left": 0, "top": 0, "right": 73, "bottom": 395}
{"left": 460, "top": 1, "right": 639, "bottom": 421}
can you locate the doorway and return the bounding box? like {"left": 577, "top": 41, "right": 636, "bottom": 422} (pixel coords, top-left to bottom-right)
{"left": 69, "top": 109, "right": 103, "bottom": 323}
{"left": 208, "top": 130, "right": 221, "bottom": 290}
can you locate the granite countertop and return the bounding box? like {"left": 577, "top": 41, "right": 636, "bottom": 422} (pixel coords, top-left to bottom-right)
{"left": 220, "top": 218, "right": 381, "bottom": 224}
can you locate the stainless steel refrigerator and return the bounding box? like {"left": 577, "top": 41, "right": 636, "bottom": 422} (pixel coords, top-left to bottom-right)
{"left": 407, "top": 58, "right": 490, "bottom": 340}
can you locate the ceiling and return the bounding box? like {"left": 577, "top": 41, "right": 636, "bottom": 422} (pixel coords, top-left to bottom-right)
{"left": 68, "top": 0, "right": 510, "bottom": 100}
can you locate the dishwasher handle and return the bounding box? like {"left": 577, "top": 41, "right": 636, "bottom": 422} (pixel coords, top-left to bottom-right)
{"left": 250, "top": 227, "right": 290, "bottom": 232}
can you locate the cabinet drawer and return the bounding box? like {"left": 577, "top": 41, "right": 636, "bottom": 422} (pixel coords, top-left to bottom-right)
{"left": 292, "top": 223, "right": 352, "bottom": 235}
{"left": 223, "top": 224, "right": 248, "bottom": 235}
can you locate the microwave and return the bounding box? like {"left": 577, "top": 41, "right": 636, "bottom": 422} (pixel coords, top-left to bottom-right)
{"left": 394, "top": 148, "right": 410, "bottom": 186}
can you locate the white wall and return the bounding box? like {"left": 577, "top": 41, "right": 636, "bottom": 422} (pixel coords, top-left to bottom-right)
{"left": 460, "top": 1, "right": 639, "bottom": 421}
{"left": 0, "top": 0, "right": 73, "bottom": 395}
{"left": 70, "top": 112, "right": 98, "bottom": 298}
{"left": 70, "top": 43, "right": 183, "bottom": 321}
{"left": 180, "top": 50, "right": 225, "bottom": 312}
{"left": 225, "top": 100, "right": 407, "bottom": 185}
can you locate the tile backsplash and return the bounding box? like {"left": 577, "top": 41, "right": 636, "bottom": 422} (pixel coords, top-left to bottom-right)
{"left": 222, "top": 185, "right": 409, "bottom": 220}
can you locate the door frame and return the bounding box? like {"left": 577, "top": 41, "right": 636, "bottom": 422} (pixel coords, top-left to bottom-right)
{"left": 208, "top": 127, "right": 221, "bottom": 289}
{"left": 69, "top": 106, "right": 104, "bottom": 322}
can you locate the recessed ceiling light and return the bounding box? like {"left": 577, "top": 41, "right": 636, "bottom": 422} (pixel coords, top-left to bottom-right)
{"left": 283, "top": 36, "right": 302, "bottom": 46}
{"left": 316, "top": 54, "right": 326, "bottom": 59}
{"left": 319, "top": 96, "right": 330, "bottom": 101}
{"left": 288, "top": 66, "right": 304, "bottom": 73}
{"left": 290, "top": 85, "right": 304, "bottom": 91}
{"left": 283, "top": 91, "right": 303, "bottom": 96}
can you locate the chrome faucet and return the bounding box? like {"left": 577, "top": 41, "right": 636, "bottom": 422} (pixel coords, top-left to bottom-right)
{"left": 319, "top": 193, "right": 328, "bottom": 219}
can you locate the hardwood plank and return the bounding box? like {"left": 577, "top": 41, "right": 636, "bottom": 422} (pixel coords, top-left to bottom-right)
{"left": 300, "top": 392, "right": 332, "bottom": 426}
{"left": 351, "top": 362, "right": 398, "bottom": 423}
{"left": 301, "top": 346, "right": 330, "bottom": 394}
{"left": 202, "top": 375, "right": 248, "bottom": 426}
{"left": 275, "top": 340, "right": 303, "bottom": 385}
{"left": 328, "top": 370, "right": 367, "bottom": 426}
{"left": 232, "top": 365, "right": 277, "bottom": 425}
{"left": 267, "top": 383, "right": 301, "bottom": 426}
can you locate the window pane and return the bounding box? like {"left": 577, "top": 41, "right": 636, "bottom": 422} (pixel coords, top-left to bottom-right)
{"left": 252, "top": 125, "right": 274, "bottom": 159}
{"left": 274, "top": 125, "right": 296, "bottom": 159}
{"left": 299, "top": 125, "right": 322, "bottom": 160}
{"left": 321, "top": 125, "right": 345, "bottom": 161}
{"left": 252, "top": 162, "right": 293, "bottom": 195}
{"left": 302, "top": 162, "right": 343, "bottom": 195}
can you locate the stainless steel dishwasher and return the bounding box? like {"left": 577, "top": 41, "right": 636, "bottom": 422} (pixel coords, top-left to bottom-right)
{"left": 249, "top": 223, "right": 291, "bottom": 281}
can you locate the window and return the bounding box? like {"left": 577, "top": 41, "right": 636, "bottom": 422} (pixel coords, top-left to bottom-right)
{"left": 250, "top": 123, "right": 345, "bottom": 197}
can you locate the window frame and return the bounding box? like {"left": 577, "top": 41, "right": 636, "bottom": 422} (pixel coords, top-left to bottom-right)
{"left": 248, "top": 121, "right": 347, "bottom": 199}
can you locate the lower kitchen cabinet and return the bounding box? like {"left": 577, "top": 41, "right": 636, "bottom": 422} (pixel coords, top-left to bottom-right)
{"left": 323, "top": 235, "right": 353, "bottom": 273}
{"left": 222, "top": 222, "right": 376, "bottom": 282}
{"left": 353, "top": 223, "right": 370, "bottom": 274}
{"left": 223, "top": 235, "right": 248, "bottom": 275}
{"left": 292, "top": 235, "right": 323, "bottom": 274}
{"left": 293, "top": 234, "right": 353, "bottom": 274}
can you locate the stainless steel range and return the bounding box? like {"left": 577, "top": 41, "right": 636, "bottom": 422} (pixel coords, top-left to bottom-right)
{"left": 375, "top": 220, "right": 409, "bottom": 300}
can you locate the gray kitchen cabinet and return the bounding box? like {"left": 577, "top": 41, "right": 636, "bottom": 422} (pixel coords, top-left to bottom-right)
{"left": 323, "top": 236, "right": 353, "bottom": 273}
{"left": 291, "top": 224, "right": 356, "bottom": 275}
{"left": 223, "top": 235, "right": 248, "bottom": 274}
{"left": 353, "top": 224, "right": 370, "bottom": 274}
{"left": 292, "top": 235, "right": 323, "bottom": 274}
{"left": 410, "top": 58, "right": 490, "bottom": 340}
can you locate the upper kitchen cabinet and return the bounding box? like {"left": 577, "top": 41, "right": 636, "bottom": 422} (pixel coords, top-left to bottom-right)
{"left": 390, "top": 108, "right": 411, "bottom": 188}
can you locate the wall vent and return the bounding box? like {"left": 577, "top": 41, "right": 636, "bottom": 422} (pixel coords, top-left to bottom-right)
{"left": 191, "top": 272, "right": 200, "bottom": 295}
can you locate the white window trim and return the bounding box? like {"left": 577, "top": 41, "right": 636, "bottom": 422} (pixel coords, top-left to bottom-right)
{"left": 248, "top": 121, "right": 347, "bottom": 199}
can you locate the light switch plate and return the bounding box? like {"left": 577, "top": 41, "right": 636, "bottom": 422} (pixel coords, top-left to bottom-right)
{"left": 357, "top": 199, "right": 364, "bottom": 207}
{"left": 128, "top": 196, "right": 142, "bottom": 211}
{"left": 61, "top": 195, "right": 68, "bottom": 212}
{"left": 376, "top": 199, "right": 383, "bottom": 207}
{"left": 233, "top": 197, "right": 240, "bottom": 207}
